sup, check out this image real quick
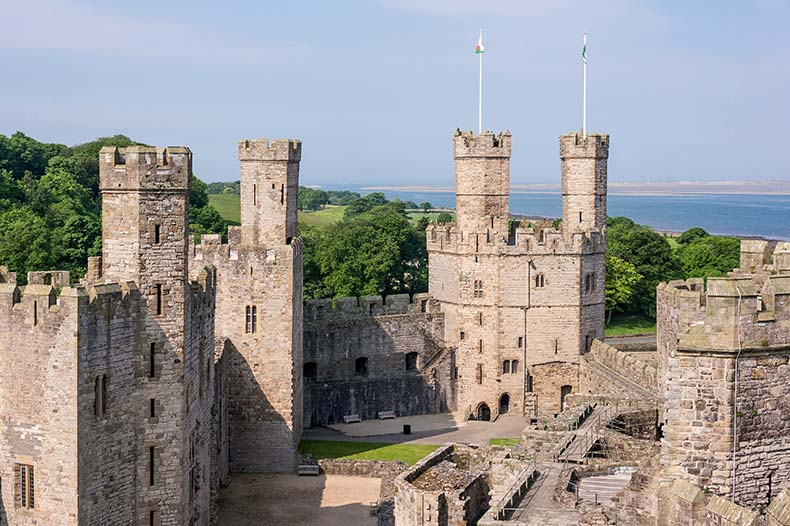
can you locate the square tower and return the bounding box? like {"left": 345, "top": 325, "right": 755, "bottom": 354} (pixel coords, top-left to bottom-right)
{"left": 560, "top": 132, "right": 608, "bottom": 237}
{"left": 238, "top": 139, "right": 301, "bottom": 246}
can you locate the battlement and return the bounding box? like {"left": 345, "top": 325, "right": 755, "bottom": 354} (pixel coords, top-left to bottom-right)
{"left": 238, "top": 139, "right": 302, "bottom": 162}
{"left": 99, "top": 145, "right": 192, "bottom": 191}
{"left": 453, "top": 130, "right": 512, "bottom": 159}
{"left": 0, "top": 266, "right": 16, "bottom": 285}
{"left": 425, "top": 222, "right": 606, "bottom": 255}
{"left": 559, "top": 132, "right": 609, "bottom": 159}
{"left": 739, "top": 239, "right": 790, "bottom": 274}
{"left": 304, "top": 293, "right": 440, "bottom": 321}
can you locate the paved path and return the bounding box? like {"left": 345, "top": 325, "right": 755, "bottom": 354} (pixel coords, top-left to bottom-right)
{"left": 304, "top": 413, "right": 530, "bottom": 447}
{"left": 506, "top": 463, "right": 582, "bottom": 525}
{"left": 605, "top": 334, "right": 656, "bottom": 347}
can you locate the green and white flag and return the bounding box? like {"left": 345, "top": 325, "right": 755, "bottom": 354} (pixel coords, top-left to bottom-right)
{"left": 582, "top": 32, "right": 587, "bottom": 64}
{"left": 475, "top": 31, "right": 485, "bottom": 54}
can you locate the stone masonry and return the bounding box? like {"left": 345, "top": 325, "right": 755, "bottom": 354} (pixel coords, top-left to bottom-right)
{"left": 425, "top": 130, "right": 608, "bottom": 420}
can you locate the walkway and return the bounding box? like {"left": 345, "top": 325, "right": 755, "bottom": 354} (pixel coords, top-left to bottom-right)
{"left": 304, "top": 413, "right": 529, "bottom": 447}
{"left": 505, "top": 463, "right": 582, "bottom": 525}
{"left": 576, "top": 468, "right": 636, "bottom": 505}
{"left": 556, "top": 405, "right": 607, "bottom": 464}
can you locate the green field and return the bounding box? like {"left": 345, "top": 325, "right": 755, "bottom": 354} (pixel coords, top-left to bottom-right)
{"left": 298, "top": 440, "right": 439, "bottom": 466}
{"left": 604, "top": 314, "right": 657, "bottom": 337}
{"left": 299, "top": 205, "right": 347, "bottom": 227}
{"left": 208, "top": 194, "right": 241, "bottom": 224}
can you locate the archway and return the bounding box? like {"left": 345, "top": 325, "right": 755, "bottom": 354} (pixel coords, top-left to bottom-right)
{"left": 476, "top": 403, "right": 491, "bottom": 421}
{"left": 499, "top": 393, "right": 510, "bottom": 415}
{"left": 561, "top": 385, "right": 573, "bottom": 411}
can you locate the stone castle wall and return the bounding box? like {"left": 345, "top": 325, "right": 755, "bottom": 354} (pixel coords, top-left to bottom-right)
{"left": 302, "top": 294, "right": 455, "bottom": 426}
{"left": 659, "top": 268, "right": 790, "bottom": 509}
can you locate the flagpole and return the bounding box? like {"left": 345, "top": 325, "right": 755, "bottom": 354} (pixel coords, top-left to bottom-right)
{"left": 478, "top": 31, "right": 483, "bottom": 135}
{"left": 582, "top": 32, "right": 587, "bottom": 139}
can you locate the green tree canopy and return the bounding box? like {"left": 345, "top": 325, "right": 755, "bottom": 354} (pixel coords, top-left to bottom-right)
{"left": 298, "top": 187, "right": 330, "bottom": 211}
{"left": 605, "top": 255, "right": 642, "bottom": 319}
{"left": 676, "top": 235, "right": 740, "bottom": 278}
{"left": 677, "top": 227, "right": 709, "bottom": 246}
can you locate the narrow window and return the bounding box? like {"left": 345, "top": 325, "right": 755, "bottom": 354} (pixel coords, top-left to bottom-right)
{"left": 490, "top": 216, "right": 494, "bottom": 228}
{"left": 155, "top": 284, "right": 162, "bottom": 315}
{"left": 149, "top": 342, "right": 156, "bottom": 378}
{"left": 478, "top": 339, "right": 483, "bottom": 353}
{"left": 405, "top": 352, "right": 418, "bottom": 371}
{"left": 245, "top": 306, "right": 251, "bottom": 334}
{"left": 150, "top": 399, "right": 156, "bottom": 418}
{"left": 149, "top": 446, "right": 155, "bottom": 486}
{"left": 33, "top": 301, "right": 38, "bottom": 326}
{"left": 251, "top": 306, "right": 257, "bottom": 333}
{"left": 518, "top": 336, "right": 523, "bottom": 348}
{"left": 460, "top": 331, "right": 465, "bottom": 341}
{"left": 303, "top": 362, "right": 318, "bottom": 381}
{"left": 253, "top": 184, "right": 257, "bottom": 205}
{"left": 102, "top": 375, "right": 107, "bottom": 414}
{"left": 579, "top": 211, "right": 583, "bottom": 223}
{"left": 511, "top": 360, "right": 519, "bottom": 374}
{"left": 476, "top": 364, "right": 483, "bottom": 384}
{"left": 535, "top": 274, "right": 545, "bottom": 288}
{"left": 355, "top": 357, "right": 369, "bottom": 376}
{"left": 526, "top": 372, "right": 534, "bottom": 392}
{"left": 94, "top": 375, "right": 104, "bottom": 418}
{"left": 17, "top": 464, "right": 34, "bottom": 509}
{"left": 555, "top": 338, "right": 559, "bottom": 354}
{"left": 280, "top": 184, "right": 285, "bottom": 205}
{"left": 154, "top": 224, "right": 161, "bottom": 244}
{"left": 503, "top": 360, "right": 510, "bottom": 374}
{"left": 150, "top": 510, "right": 156, "bottom": 526}
{"left": 478, "top": 312, "right": 483, "bottom": 325}
{"left": 473, "top": 280, "right": 483, "bottom": 298}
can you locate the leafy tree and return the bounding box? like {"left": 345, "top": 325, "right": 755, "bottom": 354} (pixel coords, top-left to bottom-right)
{"left": 298, "top": 187, "right": 329, "bottom": 211}
{"left": 677, "top": 227, "right": 709, "bottom": 246}
{"left": 344, "top": 192, "right": 389, "bottom": 218}
{"left": 605, "top": 255, "right": 642, "bottom": 323}
{"left": 326, "top": 190, "right": 361, "bottom": 205}
{"left": 418, "top": 202, "right": 433, "bottom": 212}
{"left": 434, "top": 212, "right": 454, "bottom": 223}
{"left": 607, "top": 216, "right": 683, "bottom": 316}
{"left": 676, "top": 235, "right": 740, "bottom": 278}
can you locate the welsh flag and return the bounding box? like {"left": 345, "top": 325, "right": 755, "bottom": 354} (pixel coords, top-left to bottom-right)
{"left": 475, "top": 32, "right": 485, "bottom": 54}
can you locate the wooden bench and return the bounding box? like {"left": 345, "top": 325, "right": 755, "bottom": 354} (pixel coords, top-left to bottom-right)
{"left": 297, "top": 464, "right": 320, "bottom": 476}
{"left": 343, "top": 414, "right": 362, "bottom": 424}
{"left": 378, "top": 411, "right": 396, "bottom": 420}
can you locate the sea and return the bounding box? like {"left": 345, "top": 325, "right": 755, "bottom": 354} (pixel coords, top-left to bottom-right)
{"left": 329, "top": 185, "right": 790, "bottom": 240}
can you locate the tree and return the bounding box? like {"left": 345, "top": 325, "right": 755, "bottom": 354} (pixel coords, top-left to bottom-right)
{"left": 605, "top": 255, "right": 642, "bottom": 323}
{"left": 344, "top": 192, "right": 390, "bottom": 218}
{"left": 434, "top": 212, "right": 454, "bottom": 223}
{"left": 607, "top": 216, "right": 683, "bottom": 317}
{"left": 677, "top": 227, "right": 709, "bottom": 246}
{"left": 419, "top": 202, "right": 433, "bottom": 213}
{"left": 298, "top": 187, "right": 329, "bottom": 211}
{"left": 677, "top": 235, "right": 740, "bottom": 278}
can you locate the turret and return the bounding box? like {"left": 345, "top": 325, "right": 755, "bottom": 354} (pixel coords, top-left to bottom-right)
{"left": 560, "top": 132, "right": 608, "bottom": 238}
{"left": 453, "top": 130, "right": 512, "bottom": 238}
{"left": 238, "top": 139, "right": 301, "bottom": 246}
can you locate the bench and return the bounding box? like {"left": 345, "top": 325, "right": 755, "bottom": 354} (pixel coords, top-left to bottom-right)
{"left": 369, "top": 501, "right": 379, "bottom": 516}
{"left": 297, "top": 464, "right": 320, "bottom": 476}
{"left": 343, "top": 414, "right": 362, "bottom": 424}
{"left": 378, "top": 411, "right": 396, "bottom": 420}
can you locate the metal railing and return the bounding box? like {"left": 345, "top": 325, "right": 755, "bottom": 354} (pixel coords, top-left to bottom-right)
{"left": 489, "top": 460, "right": 540, "bottom": 520}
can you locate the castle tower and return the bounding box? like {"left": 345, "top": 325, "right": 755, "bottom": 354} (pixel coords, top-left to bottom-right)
{"left": 560, "top": 133, "right": 608, "bottom": 237}
{"left": 238, "top": 139, "right": 301, "bottom": 246}
{"left": 99, "top": 146, "right": 199, "bottom": 524}
{"left": 453, "top": 130, "right": 512, "bottom": 238}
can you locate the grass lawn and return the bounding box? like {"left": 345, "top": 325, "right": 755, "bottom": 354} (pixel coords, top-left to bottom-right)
{"left": 299, "top": 205, "right": 347, "bottom": 228}
{"left": 208, "top": 194, "right": 241, "bottom": 224}
{"left": 489, "top": 438, "right": 521, "bottom": 447}
{"left": 605, "top": 314, "right": 657, "bottom": 337}
{"left": 298, "top": 440, "right": 439, "bottom": 466}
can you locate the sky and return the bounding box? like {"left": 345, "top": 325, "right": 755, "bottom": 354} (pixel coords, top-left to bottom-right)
{"left": 0, "top": 0, "right": 788, "bottom": 186}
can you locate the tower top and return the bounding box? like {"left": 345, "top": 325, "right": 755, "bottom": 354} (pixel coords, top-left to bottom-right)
{"left": 238, "top": 139, "right": 301, "bottom": 162}
{"left": 559, "top": 132, "right": 609, "bottom": 160}
{"left": 99, "top": 145, "right": 191, "bottom": 192}
{"left": 453, "top": 130, "right": 511, "bottom": 159}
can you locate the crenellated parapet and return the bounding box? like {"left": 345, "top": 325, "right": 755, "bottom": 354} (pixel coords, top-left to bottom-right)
{"left": 99, "top": 145, "right": 191, "bottom": 192}
{"left": 303, "top": 293, "right": 441, "bottom": 321}
{"left": 425, "top": 222, "right": 606, "bottom": 256}
{"left": 738, "top": 240, "right": 790, "bottom": 274}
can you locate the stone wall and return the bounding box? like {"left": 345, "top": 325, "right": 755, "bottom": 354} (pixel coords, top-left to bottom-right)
{"left": 302, "top": 294, "right": 455, "bottom": 426}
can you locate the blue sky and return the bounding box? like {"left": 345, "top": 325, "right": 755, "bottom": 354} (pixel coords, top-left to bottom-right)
{"left": 0, "top": 0, "right": 788, "bottom": 185}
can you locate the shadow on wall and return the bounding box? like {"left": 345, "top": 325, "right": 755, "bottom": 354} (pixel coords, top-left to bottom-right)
{"left": 0, "top": 489, "right": 6, "bottom": 526}
{"left": 226, "top": 342, "right": 297, "bottom": 473}
{"left": 303, "top": 317, "right": 455, "bottom": 427}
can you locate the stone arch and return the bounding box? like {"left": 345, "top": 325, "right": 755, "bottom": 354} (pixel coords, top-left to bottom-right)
{"left": 499, "top": 393, "right": 510, "bottom": 415}
{"left": 475, "top": 403, "right": 491, "bottom": 421}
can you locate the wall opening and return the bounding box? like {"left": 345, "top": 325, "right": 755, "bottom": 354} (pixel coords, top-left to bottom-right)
{"left": 303, "top": 362, "right": 317, "bottom": 381}
{"left": 16, "top": 464, "right": 34, "bottom": 510}
{"left": 155, "top": 284, "right": 162, "bottom": 315}
{"left": 149, "top": 342, "right": 156, "bottom": 378}
{"left": 405, "top": 352, "right": 418, "bottom": 371}
{"left": 33, "top": 300, "right": 38, "bottom": 326}
{"left": 511, "top": 360, "right": 519, "bottom": 374}
{"left": 561, "top": 385, "right": 573, "bottom": 411}
{"left": 154, "top": 224, "right": 161, "bottom": 244}
{"left": 499, "top": 393, "right": 510, "bottom": 414}
{"left": 149, "top": 446, "right": 155, "bottom": 486}
{"left": 355, "top": 357, "right": 368, "bottom": 376}
{"left": 535, "top": 274, "right": 545, "bottom": 288}
{"left": 502, "top": 360, "right": 511, "bottom": 374}
{"left": 150, "top": 399, "right": 156, "bottom": 418}
{"left": 476, "top": 403, "right": 491, "bottom": 421}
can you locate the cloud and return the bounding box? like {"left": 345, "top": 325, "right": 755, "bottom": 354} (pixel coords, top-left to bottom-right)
{"left": 0, "top": 0, "right": 306, "bottom": 67}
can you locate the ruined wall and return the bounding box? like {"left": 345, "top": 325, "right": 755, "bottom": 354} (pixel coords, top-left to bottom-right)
{"left": 579, "top": 340, "right": 659, "bottom": 398}
{"left": 302, "top": 294, "right": 455, "bottom": 426}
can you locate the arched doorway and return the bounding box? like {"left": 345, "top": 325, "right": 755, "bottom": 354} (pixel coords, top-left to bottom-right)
{"left": 561, "top": 385, "right": 573, "bottom": 411}
{"left": 499, "top": 393, "right": 510, "bottom": 414}
{"left": 476, "top": 403, "right": 491, "bottom": 421}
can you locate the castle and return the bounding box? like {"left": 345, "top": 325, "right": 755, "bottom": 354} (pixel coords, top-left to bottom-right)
{"left": 1, "top": 126, "right": 788, "bottom": 526}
